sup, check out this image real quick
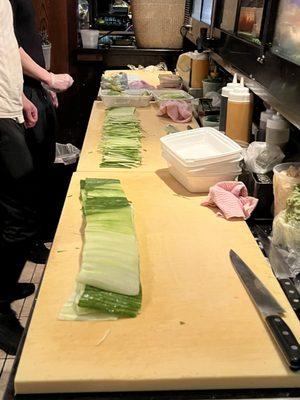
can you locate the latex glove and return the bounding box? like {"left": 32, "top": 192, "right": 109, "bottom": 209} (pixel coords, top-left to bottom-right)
{"left": 22, "top": 94, "right": 38, "bottom": 128}
{"left": 48, "top": 90, "right": 59, "bottom": 108}
{"left": 45, "top": 72, "right": 74, "bottom": 92}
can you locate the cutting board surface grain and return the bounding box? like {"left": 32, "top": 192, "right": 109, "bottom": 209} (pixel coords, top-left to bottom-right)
{"left": 15, "top": 171, "right": 300, "bottom": 394}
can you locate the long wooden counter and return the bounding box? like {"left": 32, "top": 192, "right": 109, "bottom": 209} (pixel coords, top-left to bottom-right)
{"left": 77, "top": 101, "right": 198, "bottom": 172}
{"left": 15, "top": 170, "right": 300, "bottom": 395}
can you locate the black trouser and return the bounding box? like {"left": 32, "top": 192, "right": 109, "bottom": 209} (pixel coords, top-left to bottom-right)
{"left": 23, "top": 83, "right": 58, "bottom": 240}
{"left": 0, "top": 119, "right": 39, "bottom": 303}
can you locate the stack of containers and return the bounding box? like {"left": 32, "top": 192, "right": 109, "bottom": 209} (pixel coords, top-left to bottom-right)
{"left": 160, "top": 128, "right": 243, "bottom": 192}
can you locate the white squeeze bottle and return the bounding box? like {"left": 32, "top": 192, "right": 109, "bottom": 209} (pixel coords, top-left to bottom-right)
{"left": 266, "top": 113, "right": 290, "bottom": 148}
{"left": 219, "top": 73, "right": 241, "bottom": 132}
{"left": 258, "top": 108, "right": 276, "bottom": 141}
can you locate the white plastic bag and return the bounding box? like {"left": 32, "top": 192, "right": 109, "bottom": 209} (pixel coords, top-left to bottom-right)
{"left": 55, "top": 143, "right": 80, "bottom": 165}
{"left": 244, "top": 142, "right": 285, "bottom": 174}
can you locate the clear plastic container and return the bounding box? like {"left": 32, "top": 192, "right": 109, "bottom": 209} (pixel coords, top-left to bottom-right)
{"left": 273, "top": 162, "right": 300, "bottom": 216}
{"left": 151, "top": 89, "right": 194, "bottom": 105}
{"left": 100, "top": 89, "right": 152, "bottom": 108}
{"left": 160, "top": 128, "right": 242, "bottom": 167}
{"left": 202, "top": 80, "right": 223, "bottom": 97}
{"left": 80, "top": 29, "right": 99, "bottom": 49}
{"left": 42, "top": 44, "right": 51, "bottom": 71}
{"left": 202, "top": 115, "right": 220, "bottom": 128}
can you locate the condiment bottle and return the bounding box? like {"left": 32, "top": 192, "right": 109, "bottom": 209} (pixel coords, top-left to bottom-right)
{"left": 266, "top": 113, "right": 290, "bottom": 148}
{"left": 226, "top": 85, "right": 253, "bottom": 143}
{"left": 219, "top": 73, "right": 241, "bottom": 132}
{"left": 258, "top": 108, "right": 276, "bottom": 141}
{"left": 190, "top": 51, "right": 209, "bottom": 89}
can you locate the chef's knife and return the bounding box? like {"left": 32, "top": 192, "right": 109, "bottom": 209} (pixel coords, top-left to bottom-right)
{"left": 230, "top": 249, "right": 300, "bottom": 371}
{"left": 255, "top": 225, "right": 300, "bottom": 315}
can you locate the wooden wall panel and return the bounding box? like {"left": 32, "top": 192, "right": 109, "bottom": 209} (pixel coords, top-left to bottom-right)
{"left": 31, "top": 0, "right": 77, "bottom": 73}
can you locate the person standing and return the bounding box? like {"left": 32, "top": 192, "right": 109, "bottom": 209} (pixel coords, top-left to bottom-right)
{"left": 0, "top": 0, "right": 39, "bottom": 355}
{"left": 10, "top": 0, "right": 74, "bottom": 261}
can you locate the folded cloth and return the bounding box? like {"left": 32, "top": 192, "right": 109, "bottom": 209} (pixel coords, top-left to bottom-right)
{"left": 201, "top": 181, "right": 258, "bottom": 220}
{"left": 157, "top": 100, "right": 192, "bottom": 123}
{"left": 128, "top": 80, "right": 155, "bottom": 90}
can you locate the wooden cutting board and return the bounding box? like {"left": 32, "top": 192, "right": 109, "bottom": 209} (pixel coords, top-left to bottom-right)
{"left": 76, "top": 101, "right": 198, "bottom": 173}
{"left": 15, "top": 170, "right": 300, "bottom": 394}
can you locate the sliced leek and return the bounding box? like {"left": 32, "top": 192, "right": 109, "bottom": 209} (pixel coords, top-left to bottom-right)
{"left": 100, "top": 107, "right": 142, "bottom": 168}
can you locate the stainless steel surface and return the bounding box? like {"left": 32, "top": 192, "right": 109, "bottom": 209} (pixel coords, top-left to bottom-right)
{"left": 255, "top": 226, "right": 271, "bottom": 257}
{"left": 269, "top": 244, "right": 292, "bottom": 280}
{"left": 256, "top": 226, "right": 290, "bottom": 279}
{"left": 230, "top": 250, "right": 285, "bottom": 317}
{"left": 210, "top": 52, "right": 300, "bottom": 129}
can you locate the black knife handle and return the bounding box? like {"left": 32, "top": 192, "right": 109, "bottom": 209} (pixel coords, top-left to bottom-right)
{"left": 278, "top": 279, "right": 300, "bottom": 316}
{"left": 266, "top": 315, "right": 300, "bottom": 370}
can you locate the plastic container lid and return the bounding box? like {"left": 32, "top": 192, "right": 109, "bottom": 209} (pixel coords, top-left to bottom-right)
{"left": 160, "top": 128, "right": 242, "bottom": 167}
{"left": 266, "top": 112, "right": 290, "bottom": 130}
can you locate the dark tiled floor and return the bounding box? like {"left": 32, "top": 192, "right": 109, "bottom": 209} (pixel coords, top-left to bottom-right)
{"left": 0, "top": 261, "right": 46, "bottom": 399}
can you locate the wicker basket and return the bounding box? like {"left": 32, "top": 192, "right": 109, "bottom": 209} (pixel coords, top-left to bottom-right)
{"left": 131, "top": 0, "right": 186, "bottom": 49}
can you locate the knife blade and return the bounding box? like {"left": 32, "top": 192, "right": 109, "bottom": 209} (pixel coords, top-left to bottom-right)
{"left": 255, "top": 225, "right": 300, "bottom": 315}
{"left": 230, "top": 249, "right": 300, "bottom": 371}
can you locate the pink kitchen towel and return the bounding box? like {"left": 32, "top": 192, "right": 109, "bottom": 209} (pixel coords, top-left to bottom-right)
{"left": 157, "top": 100, "right": 192, "bottom": 123}
{"left": 201, "top": 181, "right": 258, "bottom": 220}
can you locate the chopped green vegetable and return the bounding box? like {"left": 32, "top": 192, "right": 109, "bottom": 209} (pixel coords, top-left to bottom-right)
{"left": 77, "top": 178, "right": 141, "bottom": 297}
{"left": 100, "top": 107, "right": 142, "bottom": 168}
{"left": 78, "top": 285, "right": 142, "bottom": 318}
{"left": 159, "top": 93, "right": 188, "bottom": 99}
{"left": 285, "top": 185, "right": 300, "bottom": 224}
{"left": 59, "top": 178, "right": 142, "bottom": 321}
{"left": 156, "top": 90, "right": 191, "bottom": 100}
{"left": 101, "top": 73, "right": 128, "bottom": 92}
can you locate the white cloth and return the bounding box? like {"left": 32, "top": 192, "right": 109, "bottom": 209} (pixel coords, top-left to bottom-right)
{"left": 0, "top": 0, "right": 24, "bottom": 122}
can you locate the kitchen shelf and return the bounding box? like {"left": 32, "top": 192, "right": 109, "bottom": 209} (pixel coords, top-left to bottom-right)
{"left": 210, "top": 51, "right": 300, "bottom": 130}
{"left": 99, "top": 30, "right": 134, "bottom": 36}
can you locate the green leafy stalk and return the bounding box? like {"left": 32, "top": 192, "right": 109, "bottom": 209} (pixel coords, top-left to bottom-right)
{"left": 79, "top": 285, "right": 142, "bottom": 318}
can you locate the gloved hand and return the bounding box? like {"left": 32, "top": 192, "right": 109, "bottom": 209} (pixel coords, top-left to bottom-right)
{"left": 48, "top": 90, "right": 59, "bottom": 108}
{"left": 44, "top": 72, "right": 74, "bottom": 93}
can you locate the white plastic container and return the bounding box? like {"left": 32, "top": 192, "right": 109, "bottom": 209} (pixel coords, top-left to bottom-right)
{"left": 167, "top": 164, "right": 241, "bottom": 193}
{"left": 160, "top": 128, "right": 242, "bottom": 167}
{"left": 151, "top": 89, "right": 194, "bottom": 105}
{"left": 160, "top": 128, "right": 243, "bottom": 192}
{"left": 100, "top": 89, "right": 152, "bottom": 108}
{"left": 80, "top": 29, "right": 99, "bottom": 49}
{"left": 162, "top": 150, "right": 242, "bottom": 174}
